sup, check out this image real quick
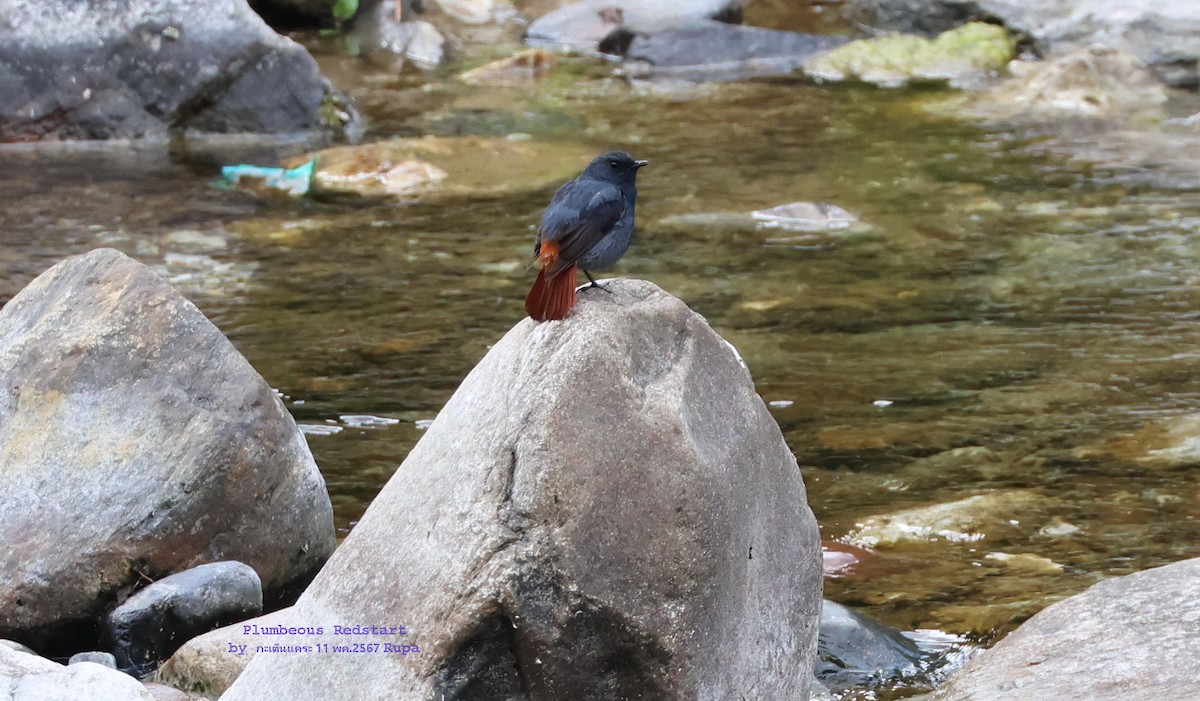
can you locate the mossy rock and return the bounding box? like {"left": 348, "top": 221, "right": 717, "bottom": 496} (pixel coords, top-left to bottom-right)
{"left": 804, "top": 22, "right": 1015, "bottom": 86}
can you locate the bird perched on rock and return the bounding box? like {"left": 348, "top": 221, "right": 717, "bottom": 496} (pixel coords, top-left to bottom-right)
{"left": 524, "top": 150, "right": 648, "bottom": 321}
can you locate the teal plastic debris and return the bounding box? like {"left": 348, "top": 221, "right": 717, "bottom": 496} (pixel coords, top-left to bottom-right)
{"left": 218, "top": 159, "right": 315, "bottom": 196}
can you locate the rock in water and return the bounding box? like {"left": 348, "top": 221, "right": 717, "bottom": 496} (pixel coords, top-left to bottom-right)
{"left": 106, "top": 562, "right": 263, "bottom": 675}
{"left": 817, "top": 600, "right": 923, "bottom": 690}
{"left": 844, "top": 0, "right": 1200, "bottom": 89}
{"left": 356, "top": 2, "right": 447, "bottom": 71}
{"left": 0, "top": 249, "right": 335, "bottom": 650}
{"left": 928, "top": 557, "right": 1200, "bottom": 701}
{"left": 623, "top": 21, "right": 851, "bottom": 81}
{"left": 0, "top": 0, "right": 362, "bottom": 142}
{"left": 802, "top": 22, "right": 1014, "bottom": 87}
{"left": 525, "top": 0, "right": 745, "bottom": 52}
{"left": 222, "top": 279, "right": 823, "bottom": 700}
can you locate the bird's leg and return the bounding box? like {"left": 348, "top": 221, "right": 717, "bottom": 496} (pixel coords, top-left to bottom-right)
{"left": 582, "top": 270, "right": 613, "bottom": 294}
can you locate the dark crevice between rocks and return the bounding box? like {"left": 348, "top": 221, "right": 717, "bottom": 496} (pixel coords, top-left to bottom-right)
{"left": 246, "top": 0, "right": 330, "bottom": 30}
{"left": 4, "top": 617, "right": 101, "bottom": 663}
{"left": 598, "top": 28, "right": 637, "bottom": 58}
{"left": 165, "top": 44, "right": 274, "bottom": 133}
{"left": 264, "top": 555, "right": 325, "bottom": 611}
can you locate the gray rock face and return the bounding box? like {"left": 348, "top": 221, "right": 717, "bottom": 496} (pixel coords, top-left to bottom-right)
{"left": 0, "top": 644, "right": 156, "bottom": 700}
{"left": 106, "top": 562, "right": 263, "bottom": 674}
{"left": 0, "top": 0, "right": 363, "bottom": 141}
{"left": 525, "top": 0, "right": 745, "bottom": 52}
{"left": 845, "top": 0, "right": 1200, "bottom": 89}
{"left": 928, "top": 557, "right": 1200, "bottom": 701}
{"left": 223, "top": 279, "right": 823, "bottom": 700}
{"left": 0, "top": 249, "right": 335, "bottom": 650}
{"left": 623, "top": 21, "right": 850, "bottom": 81}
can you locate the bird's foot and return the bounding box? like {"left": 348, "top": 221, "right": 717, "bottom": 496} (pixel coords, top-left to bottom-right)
{"left": 581, "top": 271, "right": 613, "bottom": 294}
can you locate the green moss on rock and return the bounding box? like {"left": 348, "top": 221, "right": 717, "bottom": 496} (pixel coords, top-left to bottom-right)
{"left": 804, "top": 22, "right": 1015, "bottom": 87}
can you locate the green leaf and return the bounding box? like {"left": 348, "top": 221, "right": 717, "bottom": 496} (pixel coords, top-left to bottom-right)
{"left": 332, "top": 0, "right": 358, "bottom": 21}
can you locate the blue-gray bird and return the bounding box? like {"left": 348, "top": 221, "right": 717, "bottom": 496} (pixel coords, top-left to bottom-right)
{"left": 525, "top": 150, "right": 648, "bottom": 321}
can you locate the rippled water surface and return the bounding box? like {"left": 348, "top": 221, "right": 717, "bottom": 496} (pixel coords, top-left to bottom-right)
{"left": 5, "top": 10, "right": 1200, "bottom": 696}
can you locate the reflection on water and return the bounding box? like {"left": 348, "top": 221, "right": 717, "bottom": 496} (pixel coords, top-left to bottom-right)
{"left": 4, "top": 34, "right": 1200, "bottom": 698}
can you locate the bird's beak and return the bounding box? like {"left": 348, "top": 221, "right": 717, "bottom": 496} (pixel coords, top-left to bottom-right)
{"left": 634, "top": 160, "right": 649, "bottom": 169}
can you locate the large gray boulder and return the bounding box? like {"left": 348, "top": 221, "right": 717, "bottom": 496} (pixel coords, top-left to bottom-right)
{"left": 926, "top": 557, "right": 1200, "bottom": 701}
{"left": 844, "top": 0, "right": 1200, "bottom": 89}
{"left": 0, "top": 249, "right": 335, "bottom": 650}
{"left": 0, "top": 0, "right": 362, "bottom": 142}
{"left": 222, "top": 279, "right": 822, "bottom": 700}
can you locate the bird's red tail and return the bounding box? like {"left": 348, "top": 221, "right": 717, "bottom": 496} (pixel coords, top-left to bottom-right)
{"left": 524, "top": 263, "right": 577, "bottom": 321}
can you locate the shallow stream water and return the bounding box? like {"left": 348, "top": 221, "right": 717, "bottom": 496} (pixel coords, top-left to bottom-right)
{"left": 4, "top": 5, "right": 1200, "bottom": 697}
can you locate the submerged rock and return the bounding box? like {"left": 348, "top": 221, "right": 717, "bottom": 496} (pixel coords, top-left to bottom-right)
{"left": 803, "top": 22, "right": 1014, "bottom": 87}
{"left": 845, "top": 0, "right": 1200, "bottom": 89}
{"left": 288, "top": 136, "right": 591, "bottom": 199}
{"left": 459, "top": 49, "right": 556, "bottom": 86}
{"left": 928, "top": 557, "right": 1200, "bottom": 701}
{"left": 846, "top": 491, "right": 1040, "bottom": 548}
{"left": 222, "top": 279, "right": 823, "bottom": 700}
{"left": 0, "top": 249, "right": 335, "bottom": 650}
{"left": 952, "top": 46, "right": 1169, "bottom": 122}
{"left": 1077, "top": 412, "right": 1200, "bottom": 470}
{"left": 753, "top": 202, "right": 861, "bottom": 231}
{"left": 105, "top": 562, "right": 263, "bottom": 675}
{"left": 0, "top": 0, "right": 362, "bottom": 142}
{"left": 659, "top": 202, "right": 867, "bottom": 235}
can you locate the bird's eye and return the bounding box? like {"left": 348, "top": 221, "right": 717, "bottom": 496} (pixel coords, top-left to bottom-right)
{"left": 610, "top": 161, "right": 619, "bottom": 169}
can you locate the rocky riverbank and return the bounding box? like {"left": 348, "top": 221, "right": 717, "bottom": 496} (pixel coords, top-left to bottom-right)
{"left": 4, "top": 0, "right": 1200, "bottom": 699}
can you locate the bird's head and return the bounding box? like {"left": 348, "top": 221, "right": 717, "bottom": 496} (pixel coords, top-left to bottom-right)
{"left": 583, "top": 150, "right": 648, "bottom": 186}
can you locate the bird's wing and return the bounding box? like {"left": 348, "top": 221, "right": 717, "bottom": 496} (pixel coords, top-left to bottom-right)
{"left": 537, "top": 182, "right": 625, "bottom": 278}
